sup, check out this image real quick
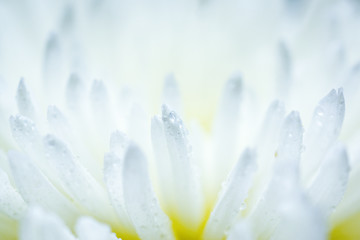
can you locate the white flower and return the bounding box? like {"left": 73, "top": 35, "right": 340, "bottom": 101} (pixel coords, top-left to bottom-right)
{"left": 0, "top": 0, "right": 360, "bottom": 240}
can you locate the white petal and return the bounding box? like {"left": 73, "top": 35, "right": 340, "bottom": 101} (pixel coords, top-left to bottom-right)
{"left": 43, "top": 34, "right": 61, "bottom": 78}
{"left": 9, "top": 115, "right": 72, "bottom": 192}
{"left": 255, "top": 100, "right": 286, "bottom": 150}
{"left": 122, "top": 143, "right": 175, "bottom": 240}
{"left": 270, "top": 198, "right": 327, "bottom": 240}
{"left": 254, "top": 100, "right": 286, "bottom": 176}
{"left": 76, "top": 216, "right": 120, "bottom": 240}
{"left": 89, "top": 79, "right": 113, "bottom": 128}
{"left": 301, "top": 88, "right": 345, "bottom": 183}
{"left": 275, "top": 41, "right": 292, "bottom": 99}
{"left": 48, "top": 105, "right": 101, "bottom": 181}
{"left": 103, "top": 152, "right": 137, "bottom": 237}
{"left": 188, "top": 122, "right": 209, "bottom": 197}
{"left": 0, "top": 168, "right": 27, "bottom": 219}
{"left": 9, "top": 115, "right": 41, "bottom": 156}
{"left": 43, "top": 34, "right": 66, "bottom": 101}
{"left": 90, "top": 79, "right": 109, "bottom": 113}
{"left": 276, "top": 111, "right": 303, "bottom": 168}
{"left": 20, "top": 206, "right": 76, "bottom": 240}
{"left": 8, "top": 151, "right": 79, "bottom": 225}
{"left": 251, "top": 111, "right": 303, "bottom": 238}
{"left": 247, "top": 101, "right": 285, "bottom": 213}
{"left": 90, "top": 80, "right": 113, "bottom": 136}
{"left": 47, "top": 105, "right": 72, "bottom": 141}
{"left": 59, "top": 5, "right": 75, "bottom": 34}
{"left": 307, "top": 143, "right": 350, "bottom": 218}
{"left": 16, "top": 79, "right": 36, "bottom": 120}
{"left": 203, "top": 149, "right": 257, "bottom": 240}
{"left": 333, "top": 133, "right": 360, "bottom": 222}
{"left": 150, "top": 116, "right": 174, "bottom": 210}
{"left": 109, "top": 130, "right": 129, "bottom": 157}
{"left": 227, "top": 221, "right": 254, "bottom": 240}
{"left": 0, "top": 150, "right": 13, "bottom": 183}
{"left": 161, "top": 105, "right": 204, "bottom": 229}
{"left": 65, "top": 73, "right": 85, "bottom": 111}
{"left": 211, "top": 74, "right": 242, "bottom": 196}
{"left": 162, "top": 74, "right": 182, "bottom": 114}
{"left": 43, "top": 134, "right": 117, "bottom": 223}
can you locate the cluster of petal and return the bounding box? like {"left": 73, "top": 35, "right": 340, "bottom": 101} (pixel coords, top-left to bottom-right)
{"left": 0, "top": 72, "right": 354, "bottom": 240}
{"left": 0, "top": 0, "right": 360, "bottom": 240}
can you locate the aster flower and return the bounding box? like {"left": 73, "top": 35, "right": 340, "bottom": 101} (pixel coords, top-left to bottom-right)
{"left": 1, "top": 0, "right": 360, "bottom": 240}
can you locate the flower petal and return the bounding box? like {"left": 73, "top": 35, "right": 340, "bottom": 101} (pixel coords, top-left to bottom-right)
{"left": 43, "top": 34, "right": 66, "bottom": 101}
{"left": 8, "top": 151, "right": 79, "bottom": 225}
{"left": 270, "top": 197, "right": 326, "bottom": 240}
{"left": 227, "top": 221, "right": 253, "bottom": 240}
{"left": 151, "top": 116, "right": 174, "bottom": 210}
{"left": 109, "top": 130, "right": 130, "bottom": 157}
{"left": 20, "top": 206, "right": 76, "bottom": 240}
{"left": 211, "top": 74, "right": 242, "bottom": 196}
{"left": 301, "top": 88, "right": 345, "bottom": 184}
{"left": 203, "top": 148, "right": 257, "bottom": 240}
{"left": 255, "top": 100, "right": 286, "bottom": 151}
{"left": 47, "top": 105, "right": 72, "bottom": 141}
{"left": 16, "top": 79, "right": 36, "bottom": 121}
{"left": 104, "top": 151, "right": 137, "bottom": 237}
{"left": 43, "top": 134, "right": 117, "bottom": 224}
{"left": 90, "top": 79, "right": 110, "bottom": 116}
{"left": 275, "top": 41, "right": 292, "bottom": 99}
{"left": 247, "top": 101, "right": 285, "bottom": 213}
{"left": 307, "top": 143, "right": 350, "bottom": 218}
{"left": 9, "top": 115, "right": 41, "bottom": 156}
{"left": 65, "top": 73, "right": 85, "bottom": 112}
{"left": 251, "top": 111, "right": 304, "bottom": 238}
{"left": 9, "top": 115, "right": 71, "bottom": 193}
{"left": 90, "top": 80, "right": 114, "bottom": 137}
{"left": 122, "top": 143, "right": 175, "bottom": 240}
{"left": 76, "top": 216, "right": 120, "bottom": 240}
{"left": 47, "top": 105, "right": 102, "bottom": 180}
{"left": 332, "top": 133, "right": 360, "bottom": 223}
{"left": 161, "top": 104, "right": 204, "bottom": 229}
{"left": 0, "top": 168, "right": 26, "bottom": 219}
{"left": 277, "top": 111, "right": 303, "bottom": 165}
